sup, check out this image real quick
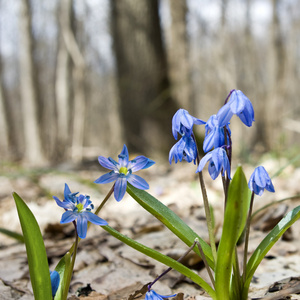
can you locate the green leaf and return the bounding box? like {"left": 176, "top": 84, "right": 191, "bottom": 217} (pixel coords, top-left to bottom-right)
{"left": 215, "top": 166, "right": 249, "bottom": 300}
{"left": 102, "top": 225, "right": 216, "bottom": 299}
{"left": 126, "top": 183, "right": 214, "bottom": 268}
{"left": 242, "top": 205, "right": 300, "bottom": 299}
{"left": 13, "top": 192, "right": 52, "bottom": 300}
{"left": 0, "top": 227, "right": 24, "bottom": 243}
{"left": 54, "top": 252, "right": 72, "bottom": 300}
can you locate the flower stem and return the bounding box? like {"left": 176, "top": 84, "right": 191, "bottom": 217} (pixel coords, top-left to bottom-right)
{"left": 193, "top": 133, "right": 217, "bottom": 264}
{"left": 196, "top": 239, "right": 215, "bottom": 288}
{"left": 94, "top": 184, "right": 114, "bottom": 216}
{"left": 197, "top": 170, "right": 218, "bottom": 264}
{"left": 242, "top": 191, "right": 255, "bottom": 282}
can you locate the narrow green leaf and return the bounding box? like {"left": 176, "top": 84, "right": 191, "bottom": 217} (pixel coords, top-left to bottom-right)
{"left": 13, "top": 192, "right": 52, "bottom": 300}
{"left": 215, "top": 166, "right": 249, "bottom": 300}
{"left": 126, "top": 183, "right": 214, "bottom": 268}
{"left": 242, "top": 205, "right": 300, "bottom": 299}
{"left": 102, "top": 225, "right": 216, "bottom": 299}
{"left": 0, "top": 227, "right": 24, "bottom": 243}
{"left": 54, "top": 252, "right": 72, "bottom": 300}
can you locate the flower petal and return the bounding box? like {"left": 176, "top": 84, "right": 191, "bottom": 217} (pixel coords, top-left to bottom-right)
{"left": 196, "top": 152, "right": 212, "bottom": 173}
{"left": 94, "top": 171, "right": 119, "bottom": 184}
{"left": 229, "top": 90, "right": 246, "bottom": 114}
{"left": 98, "top": 156, "right": 117, "bottom": 170}
{"left": 60, "top": 211, "right": 77, "bottom": 224}
{"left": 114, "top": 177, "right": 128, "bottom": 201}
{"left": 53, "top": 196, "right": 74, "bottom": 210}
{"left": 83, "top": 211, "right": 108, "bottom": 226}
{"left": 76, "top": 215, "right": 88, "bottom": 239}
{"left": 127, "top": 174, "right": 149, "bottom": 190}
{"left": 217, "top": 104, "right": 233, "bottom": 127}
{"left": 128, "top": 156, "right": 149, "bottom": 171}
{"left": 118, "top": 144, "right": 129, "bottom": 167}
{"left": 50, "top": 271, "right": 60, "bottom": 297}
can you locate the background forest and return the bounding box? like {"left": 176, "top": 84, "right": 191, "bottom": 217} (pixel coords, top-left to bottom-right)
{"left": 0, "top": 0, "right": 299, "bottom": 167}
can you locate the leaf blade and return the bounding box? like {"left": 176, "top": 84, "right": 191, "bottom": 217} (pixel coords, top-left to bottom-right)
{"left": 13, "top": 192, "right": 52, "bottom": 300}
{"left": 126, "top": 183, "right": 214, "bottom": 268}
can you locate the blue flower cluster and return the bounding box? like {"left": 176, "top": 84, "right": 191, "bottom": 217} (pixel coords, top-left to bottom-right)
{"left": 169, "top": 89, "right": 275, "bottom": 195}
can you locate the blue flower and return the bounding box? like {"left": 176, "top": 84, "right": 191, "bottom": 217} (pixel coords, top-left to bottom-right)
{"left": 172, "top": 109, "right": 205, "bottom": 140}
{"left": 203, "top": 114, "right": 231, "bottom": 153}
{"left": 94, "top": 145, "right": 155, "bottom": 202}
{"left": 50, "top": 270, "right": 60, "bottom": 297}
{"left": 145, "top": 289, "right": 176, "bottom": 300}
{"left": 54, "top": 184, "right": 108, "bottom": 239}
{"left": 169, "top": 135, "right": 197, "bottom": 164}
{"left": 196, "top": 147, "right": 231, "bottom": 180}
{"left": 217, "top": 90, "right": 255, "bottom": 127}
{"left": 248, "top": 166, "right": 275, "bottom": 196}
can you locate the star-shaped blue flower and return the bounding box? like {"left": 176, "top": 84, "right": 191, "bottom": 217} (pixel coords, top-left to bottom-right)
{"left": 145, "top": 289, "right": 176, "bottom": 300}
{"left": 54, "top": 184, "right": 108, "bottom": 239}
{"left": 196, "top": 147, "right": 231, "bottom": 180}
{"left": 203, "top": 114, "right": 231, "bottom": 153}
{"left": 94, "top": 145, "right": 155, "bottom": 202}
{"left": 217, "top": 90, "right": 255, "bottom": 127}
{"left": 172, "top": 108, "right": 205, "bottom": 140}
{"left": 248, "top": 166, "right": 275, "bottom": 196}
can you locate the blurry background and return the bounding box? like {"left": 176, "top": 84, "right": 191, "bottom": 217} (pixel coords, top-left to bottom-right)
{"left": 0, "top": 0, "right": 299, "bottom": 167}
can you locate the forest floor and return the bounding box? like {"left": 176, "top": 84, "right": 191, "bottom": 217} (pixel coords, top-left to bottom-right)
{"left": 0, "top": 157, "right": 300, "bottom": 300}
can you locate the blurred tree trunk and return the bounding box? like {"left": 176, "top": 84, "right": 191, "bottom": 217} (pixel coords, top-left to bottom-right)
{"left": 60, "top": 0, "right": 86, "bottom": 163}
{"left": 55, "top": 0, "right": 73, "bottom": 161}
{"left": 110, "top": 0, "right": 178, "bottom": 156}
{"left": 167, "top": 0, "right": 192, "bottom": 110}
{"left": 266, "top": 0, "right": 286, "bottom": 150}
{"left": 0, "top": 60, "right": 9, "bottom": 159}
{"left": 19, "top": 0, "right": 46, "bottom": 165}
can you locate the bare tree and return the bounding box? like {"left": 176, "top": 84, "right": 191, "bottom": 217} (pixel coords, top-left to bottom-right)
{"left": 0, "top": 59, "right": 9, "bottom": 158}
{"left": 110, "top": 0, "right": 178, "bottom": 156}
{"left": 55, "top": 0, "right": 73, "bottom": 160}
{"left": 167, "top": 0, "right": 192, "bottom": 110}
{"left": 19, "top": 0, "right": 46, "bottom": 165}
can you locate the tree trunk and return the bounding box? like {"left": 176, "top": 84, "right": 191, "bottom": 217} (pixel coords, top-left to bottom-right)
{"left": 110, "top": 0, "right": 178, "bottom": 157}
{"left": 19, "top": 0, "right": 46, "bottom": 165}
{"left": 55, "top": 0, "right": 73, "bottom": 161}
{"left": 0, "top": 60, "right": 9, "bottom": 159}
{"left": 167, "top": 0, "right": 192, "bottom": 110}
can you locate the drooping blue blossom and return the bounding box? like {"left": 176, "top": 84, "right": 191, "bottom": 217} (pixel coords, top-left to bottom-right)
{"left": 145, "top": 289, "right": 177, "bottom": 300}
{"left": 203, "top": 114, "right": 231, "bottom": 153}
{"left": 169, "top": 134, "right": 198, "bottom": 164}
{"left": 196, "top": 147, "right": 231, "bottom": 180}
{"left": 217, "top": 90, "right": 255, "bottom": 127}
{"left": 248, "top": 166, "right": 275, "bottom": 196}
{"left": 50, "top": 270, "right": 60, "bottom": 297}
{"left": 172, "top": 108, "right": 205, "bottom": 140}
{"left": 94, "top": 145, "right": 155, "bottom": 202}
{"left": 54, "top": 184, "right": 108, "bottom": 239}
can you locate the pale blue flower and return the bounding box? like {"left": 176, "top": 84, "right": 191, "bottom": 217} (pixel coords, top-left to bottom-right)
{"left": 95, "top": 145, "right": 155, "bottom": 202}
{"left": 248, "top": 166, "right": 275, "bottom": 196}
{"left": 172, "top": 109, "right": 205, "bottom": 140}
{"left": 217, "top": 90, "right": 255, "bottom": 127}
{"left": 196, "top": 147, "right": 231, "bottom": 180}
{"left": 169, "top": 135, "right": 197, "bottom": 164}
{"left": 203, "top": 114, "right": 231, "bottom": 153}
{"left": 145, "top": 289, "right": 176, "bottom": 300}
{"left": 54, "top": 184, "right": 107, "bottom": 239}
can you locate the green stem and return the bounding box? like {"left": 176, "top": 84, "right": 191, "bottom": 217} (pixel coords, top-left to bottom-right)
{"left": 242, "top": 191, "right": 255, "bottom": 283}
{"left": 94, "top": 184, "right": 114, "bottom": 215}
{"left": 198, "top": 170, "right": 218, "bottom": 264}
{"left": 196, "top": 239, "right": 215, "bottom": 288}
